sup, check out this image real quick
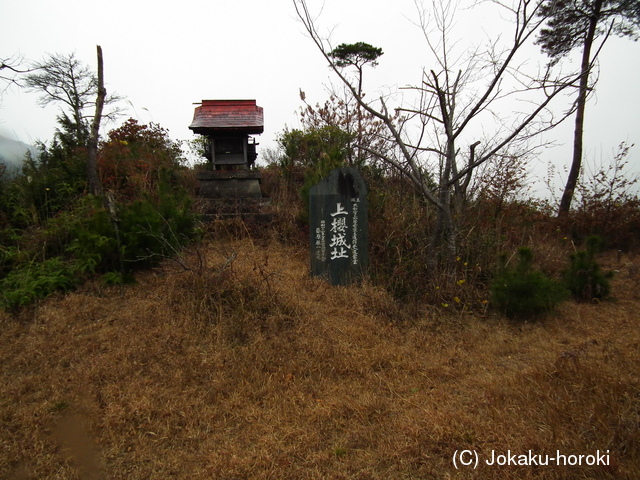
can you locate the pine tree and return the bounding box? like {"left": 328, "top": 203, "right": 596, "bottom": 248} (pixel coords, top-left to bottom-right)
{"left": 536, "top": 0, "right": 640, "bottom": 216}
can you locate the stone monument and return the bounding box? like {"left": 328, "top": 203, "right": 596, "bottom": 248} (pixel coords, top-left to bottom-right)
{"left": 309, "top": 167, "right": 368, "bottom": 286}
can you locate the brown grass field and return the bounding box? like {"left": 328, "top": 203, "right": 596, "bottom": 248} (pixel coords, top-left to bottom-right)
{"left": 1, "top": 234, "right": 639, "bottom": 479}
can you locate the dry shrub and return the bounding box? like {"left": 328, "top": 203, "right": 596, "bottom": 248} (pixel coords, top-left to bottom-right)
{"left": 260, "top": 154, "right": 582, "bottom": 317}
{"left": 364, "top": 171, "right": 571, "bottom": 314}
{"left": 165, "top": 240, "right": 302, "bottom": 344}
{"left": 366, "top": 173, "right": 432, "bottom": 303}
{"left": 260, "top": 164, "right": 308, "bottom": 246}
{"left": 568, "top": 142, "right": 640, "bottom": 251}
{"left": 569, "top": 197, "right": 640, "bottom": 251}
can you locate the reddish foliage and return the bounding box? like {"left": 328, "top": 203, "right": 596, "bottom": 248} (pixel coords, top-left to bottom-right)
{"left": 98, "top": 118, "right": 185, "bottom": 200}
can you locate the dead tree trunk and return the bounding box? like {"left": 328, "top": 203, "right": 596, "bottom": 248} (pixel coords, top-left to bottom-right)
{"left": 87, "top": 45, "right": 105, "bottom": 197}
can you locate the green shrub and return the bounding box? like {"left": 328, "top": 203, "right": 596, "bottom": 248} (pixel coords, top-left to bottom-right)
{"left": 0, "top": 144, "right": 86, "bottom": 228}
{"left": 278, "top": 125, "right": 351, "bottom": 222}
{"left": 100, "top": 271, "right": 135, "bottom": 286}
{"left": 0, "top": 257, "right": 79, "bottom": 311}
{"left": 491, "top": 247, "right": 567, "bottom": 319}
{"left": 563, "top": 235, "right": 613, "bottom": 302}
{"left": 0, "top": 182, "right": 199, "bottom": 311}
{"left": 68, "top": 183, "right": 199, "bottom": 274}
{"left": 0, "top": 114, "right": 202, "bottom": 311}
{"left": 0, "top": 244, "right": 20, "bottom": 278}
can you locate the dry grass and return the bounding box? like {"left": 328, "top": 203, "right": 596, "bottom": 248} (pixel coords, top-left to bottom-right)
{"left": 1, "top": 237, "right": 639, "bottom": 479}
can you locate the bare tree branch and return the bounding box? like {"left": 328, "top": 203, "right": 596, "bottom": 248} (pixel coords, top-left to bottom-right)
{"left": 293, "top": 0, "right": 582, "bottom": 263}
{"left": 0, "top": 54, "right": 31, "bottom": 93}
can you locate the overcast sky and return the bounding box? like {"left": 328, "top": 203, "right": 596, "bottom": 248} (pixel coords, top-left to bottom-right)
{"left": 1, "top": 0, "right": 639, "bottom": 194}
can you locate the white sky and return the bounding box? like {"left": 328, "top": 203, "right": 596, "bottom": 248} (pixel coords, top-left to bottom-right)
{"left": 1, "top": 0, "right": 639, "bottom": 195}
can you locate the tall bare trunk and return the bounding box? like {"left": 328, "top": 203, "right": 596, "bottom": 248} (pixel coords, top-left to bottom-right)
{"left": 427, "top": 71, "right": 457, "bottom": 269}
{"left": 87, "top": 45, "right": 105, "bottom": 197}
{"left": 558, "top": 0, "right": 602, "bottom": 216}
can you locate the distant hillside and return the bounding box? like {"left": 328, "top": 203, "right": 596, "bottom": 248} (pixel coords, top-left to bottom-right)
{"left": 0, "top": 134, "right": 38, "bottom": 176}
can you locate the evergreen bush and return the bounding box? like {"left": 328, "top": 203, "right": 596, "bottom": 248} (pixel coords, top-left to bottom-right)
{"left": 68, "top": 181, "right": 199, "bottom": 274}
{"left": 0, "top": 114, "right": 200, "bottom": 311}
{"left": 563, "top": 235, "right": 613, "bottom": 302}
{"left": 491, "top": 247, "right": 567, "bottom": 319}
{"left": 0, "top": 183, "right": 199, "bottom": 311}
{"left": 278, "top": 125, "right": 351, "bottom": 221}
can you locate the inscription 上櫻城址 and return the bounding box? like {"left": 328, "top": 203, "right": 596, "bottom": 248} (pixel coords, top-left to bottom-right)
{"left": 329, "top": 202, "right": 351, "bottom": 261}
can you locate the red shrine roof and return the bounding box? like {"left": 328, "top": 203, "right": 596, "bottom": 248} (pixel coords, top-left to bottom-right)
{"left": 189, "top": 100, "right": 264, "bottom": 135}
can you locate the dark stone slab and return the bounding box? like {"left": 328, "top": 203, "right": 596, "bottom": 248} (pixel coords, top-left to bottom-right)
{"left": 309, "top": 167, "right": 368, "bottom": 285}
{"left": 197, "top": 170, "right": 262, "bottom": 198}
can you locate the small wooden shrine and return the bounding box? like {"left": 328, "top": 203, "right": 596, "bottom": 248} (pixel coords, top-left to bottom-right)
{"left": 189, "top": 100, "right": 264, "bottom": 199}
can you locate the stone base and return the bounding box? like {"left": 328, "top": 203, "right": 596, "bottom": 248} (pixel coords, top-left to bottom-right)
{"left": 194, "top": 197, "right": 273, "bottom": 223}
{"left": 196, "top": 170, "right": 262, "bottom": 199}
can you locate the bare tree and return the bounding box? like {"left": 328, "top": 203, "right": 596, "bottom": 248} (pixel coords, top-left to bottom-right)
{"left": 24, "top": 49, "right": 122, "bottom": 196}
{"left": 0, "top": 54, "right": 29, "bottom": 95}
{"left": 293, "top": 0, "right": 583, "bottom": 267}
{"left": 25, "top": 51, "right": 122, "bottom": 146}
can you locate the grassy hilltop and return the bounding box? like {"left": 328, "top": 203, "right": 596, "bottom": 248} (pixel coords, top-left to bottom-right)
{"left": 2, "top": 117, "right": 639, "bottom": 478}
{"left": 1, "top": 230, "right": 639, "bottom": 479}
